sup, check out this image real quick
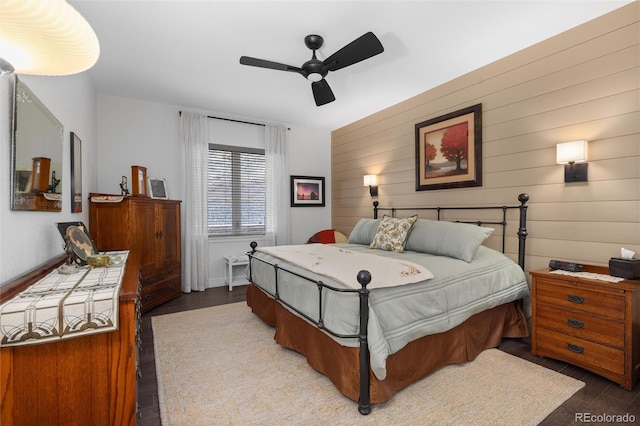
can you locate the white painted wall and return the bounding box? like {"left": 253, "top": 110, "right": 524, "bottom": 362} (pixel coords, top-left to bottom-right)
{"left": 0, "top": 73, "right": 97, "bottom": 284}
{"left": 95, "top": 94, "right": 332, "bottom": 288}
{"left": 0, "top": 85, "right": 331, "bottom": 288}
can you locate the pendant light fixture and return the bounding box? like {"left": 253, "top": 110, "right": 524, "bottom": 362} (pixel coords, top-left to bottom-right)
{"left": 0, "top": 0, "right": 100, "bottom": 76}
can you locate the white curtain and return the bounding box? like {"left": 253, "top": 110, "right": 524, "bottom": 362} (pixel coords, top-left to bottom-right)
{"left": 265, "top": 124, "right": 290, "bottom": 246}
{"left": 179, "top": 111, "right": 210, "bottom": 292}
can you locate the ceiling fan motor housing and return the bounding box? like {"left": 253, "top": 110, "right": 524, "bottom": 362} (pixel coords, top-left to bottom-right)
{"left": 303, "top": 35, "right": 326, "bottom": 81}
{"left": 304, "top": 34, "right": 324, "bottom": 50}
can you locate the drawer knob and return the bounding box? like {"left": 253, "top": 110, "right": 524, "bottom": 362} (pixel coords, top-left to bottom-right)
{"left": 567, "top": 294, "right": 584, "bottom": 304}
{"left": 567, "top": 318, "right": 584, "bottom": 329}
{"left": 567, "top": 343, "right": 584, "bottom": 354}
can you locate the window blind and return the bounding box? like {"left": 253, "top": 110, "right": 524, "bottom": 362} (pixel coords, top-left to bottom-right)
{"left": 208, "top": 144, "right": 266, "bottom": 236}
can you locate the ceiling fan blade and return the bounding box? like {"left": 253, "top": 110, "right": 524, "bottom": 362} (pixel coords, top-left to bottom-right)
{"left": 311, "top": 79, "right": 335, "bottom": 106}
{"left": 322, "top": 32, "right": 384, "bottom": 72}
{"left": 239, "top": 56, "right": 303, "bottom": 74}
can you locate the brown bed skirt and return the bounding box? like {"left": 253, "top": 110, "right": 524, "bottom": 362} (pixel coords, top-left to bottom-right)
{"left": 246, "top": 283, "right": 529, "bottom": 404}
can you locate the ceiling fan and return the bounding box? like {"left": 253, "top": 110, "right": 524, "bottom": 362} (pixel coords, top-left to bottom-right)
{"left": 239, "top": 32, "right": 384, "bottom": 106}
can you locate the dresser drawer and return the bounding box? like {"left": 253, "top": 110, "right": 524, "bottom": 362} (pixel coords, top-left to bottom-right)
{"left": 536, "top": 279, "right": 625, "bottom": 320}
{"left": 140, "top": 262, "right": 180, "bottom": 286}
{"left": 536, "top": 304, "right": 624, "bottom": 348}
{"left": 536, "top": 328, "right": 625, "bottom": 376}
{"left": 140, "top": 275, "right": 181, "bottom": 313}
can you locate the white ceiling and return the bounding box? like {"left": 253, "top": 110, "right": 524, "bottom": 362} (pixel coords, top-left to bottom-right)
{"left": 70, "top": 0, "right": 631, "bottom": 132}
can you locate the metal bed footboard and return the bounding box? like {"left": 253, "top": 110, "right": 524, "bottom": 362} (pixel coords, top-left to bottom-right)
{"left": 247, "top": 192, "right": 529, "bottom": 416}
{"left": 247, "top": 242, "right": 372, "bottom": 414}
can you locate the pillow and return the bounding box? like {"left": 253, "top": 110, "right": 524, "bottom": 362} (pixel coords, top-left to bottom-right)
{"left": 348, "top": 218, "right": 382, "bottom": 245}
{"left": 369, "top": 215, "right": 418, "bottom": 253}
{"left": 404, "top": 219, "right": 494, "bottom": 262}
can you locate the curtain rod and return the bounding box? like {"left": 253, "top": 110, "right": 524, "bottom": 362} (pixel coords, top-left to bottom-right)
{"left": 179, "top": 111, "right": 290, "bottom": 130}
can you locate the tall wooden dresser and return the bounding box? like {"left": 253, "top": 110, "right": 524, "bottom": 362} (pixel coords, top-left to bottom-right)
{"left": 90, "top": 193, "right": 182, "bottom": 313}
{"left": 530, "top": 265, "right": 640, "bottom": 390}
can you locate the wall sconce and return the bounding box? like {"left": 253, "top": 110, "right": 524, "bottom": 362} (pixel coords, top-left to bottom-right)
{"left": 363, "top": 175, "right": 378, "bottom": 197}
{"left": 556, "top": 140, "right": 588, "bottom": 183}
{"left": 0, "top": 0, "right": 100, "bottom": 76}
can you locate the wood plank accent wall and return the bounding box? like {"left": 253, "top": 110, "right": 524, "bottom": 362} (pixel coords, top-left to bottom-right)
{"left": 331, "top": 2, "right": 639, "bottom": 275}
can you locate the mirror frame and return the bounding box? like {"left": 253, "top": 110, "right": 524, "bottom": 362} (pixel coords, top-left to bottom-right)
{"left": 10, "top": 76, "right": 64, "bottom": 212}
{"left": 70, "top": 132, "right": 82, "bottom": 213}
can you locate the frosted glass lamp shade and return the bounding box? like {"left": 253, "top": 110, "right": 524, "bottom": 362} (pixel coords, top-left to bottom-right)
{"left": 0, "top": 0, "right": 100, "bottom": 76}
{"left": 363, "top": 175, "right": 377, "bottom": 186}
{"left": 556, "top": 140, "right": 588, "bottom": 182}
{"left": 556, "top": 140, "right": 588, "bottom": 164}
{"left": 363, "top": 175, "right": 378, "bottom": 197}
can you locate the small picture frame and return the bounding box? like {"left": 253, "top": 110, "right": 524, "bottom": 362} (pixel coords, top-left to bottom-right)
{"left": 148, "top": 178, "right": 168, "bottom": 199}
{"left": 131, "top": 165, "right": 148, "bottom": 197}
{"left": 290, "top": 175, "right": 325, "bottom": 207}
{"left": 15, "top": 169, "right": 32, "bottom": 193}
{"left": 55, "top": 221, "right": 99, "bottom": 266}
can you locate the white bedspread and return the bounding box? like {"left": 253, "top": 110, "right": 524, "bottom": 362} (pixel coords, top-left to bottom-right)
{"left": 257, "top": 244, "right": 433, "bottom": 289}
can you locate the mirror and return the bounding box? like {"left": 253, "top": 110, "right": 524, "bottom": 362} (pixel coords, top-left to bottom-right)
{"left": 10, "top": 76, "right": 64, "bottom": 211}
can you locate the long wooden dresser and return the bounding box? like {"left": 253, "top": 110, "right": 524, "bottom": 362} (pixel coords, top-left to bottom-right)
{"left": 0, "top": 252, "right": 141, "bottom": 425}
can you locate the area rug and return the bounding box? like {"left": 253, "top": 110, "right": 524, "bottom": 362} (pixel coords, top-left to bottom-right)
{"left": 152, "top": 302, "right": 584, "bottom": 425}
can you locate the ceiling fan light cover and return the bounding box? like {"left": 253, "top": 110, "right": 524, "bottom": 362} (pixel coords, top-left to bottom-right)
{"left": 0, "top": 0, "right": 100, "bottom": 76}
{"left": 307, "top": 72, "right": 323, "bottom": 82}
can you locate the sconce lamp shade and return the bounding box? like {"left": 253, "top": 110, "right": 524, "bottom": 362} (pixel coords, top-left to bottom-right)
{"left": 557, "top": 140, "right": 588, "bottom": 183}
{"left": 0, "top": 0, "right": 100, "bottom": 76}
{"left": 363, "top": 175, "right": 377, "bottom": 186}
{"left": 363, "top": 175, "right": 378, "bottom": 197}
{"left": 556, "top": 140, "right": 588, "bottom": 164}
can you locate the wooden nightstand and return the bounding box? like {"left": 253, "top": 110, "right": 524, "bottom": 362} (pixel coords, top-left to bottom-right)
{"left": 530, "top": 265, "right": 640, "bottom": 390}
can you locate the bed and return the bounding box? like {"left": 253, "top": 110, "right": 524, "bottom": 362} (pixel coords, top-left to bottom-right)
{"left": 246, "top": 193, "right": 530, "bottom": 415}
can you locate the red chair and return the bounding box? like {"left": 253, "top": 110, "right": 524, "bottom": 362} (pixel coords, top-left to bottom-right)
{"left": 306, "top": 229, "right": 348, "bottom": 244}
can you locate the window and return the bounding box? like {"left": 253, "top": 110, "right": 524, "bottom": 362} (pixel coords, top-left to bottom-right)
{"left": 208, "top": 144, "right": 266, "bottom": 236}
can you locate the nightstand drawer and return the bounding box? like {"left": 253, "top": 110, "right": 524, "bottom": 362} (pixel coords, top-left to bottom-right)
{"left": 536, "top": 328, "right": 625, "bottom": 376}
{"left": 536, "top": 304, "right": 624, "bottom": 348}
{"left": 536, "top": 279, "right": 625, "bottom": 320}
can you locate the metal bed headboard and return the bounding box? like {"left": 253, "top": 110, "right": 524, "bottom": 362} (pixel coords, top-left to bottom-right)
{"left": 373, "top": 193, "right": 529, "bottom": 270}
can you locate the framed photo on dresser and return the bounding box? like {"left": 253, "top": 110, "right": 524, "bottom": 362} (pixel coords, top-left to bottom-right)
{"left": 131, "top": 165, "right": 148, "bottom": 197}
{"left": 148, "top": 178, "right": 168, "bottom": 199}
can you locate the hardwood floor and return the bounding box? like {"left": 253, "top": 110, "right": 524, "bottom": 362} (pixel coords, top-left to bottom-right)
{"left": 138, "top": 286, "right": 640, "bottom": 425}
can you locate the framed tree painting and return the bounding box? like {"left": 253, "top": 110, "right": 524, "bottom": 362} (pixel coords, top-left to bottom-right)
{"left": 290, "top": 175, "right": 325, "bottom": 207}
{"left": 415, "top": 103, "right": 482, "bottom": 191}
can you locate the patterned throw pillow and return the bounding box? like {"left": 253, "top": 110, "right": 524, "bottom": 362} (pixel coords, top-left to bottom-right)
{"left": 369, "top": 215, "right": 418, "bottom": 253}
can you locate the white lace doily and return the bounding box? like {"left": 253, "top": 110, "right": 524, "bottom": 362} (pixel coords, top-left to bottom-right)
{"left": 549, "top": 269, "right": 625, "bottom": 283}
